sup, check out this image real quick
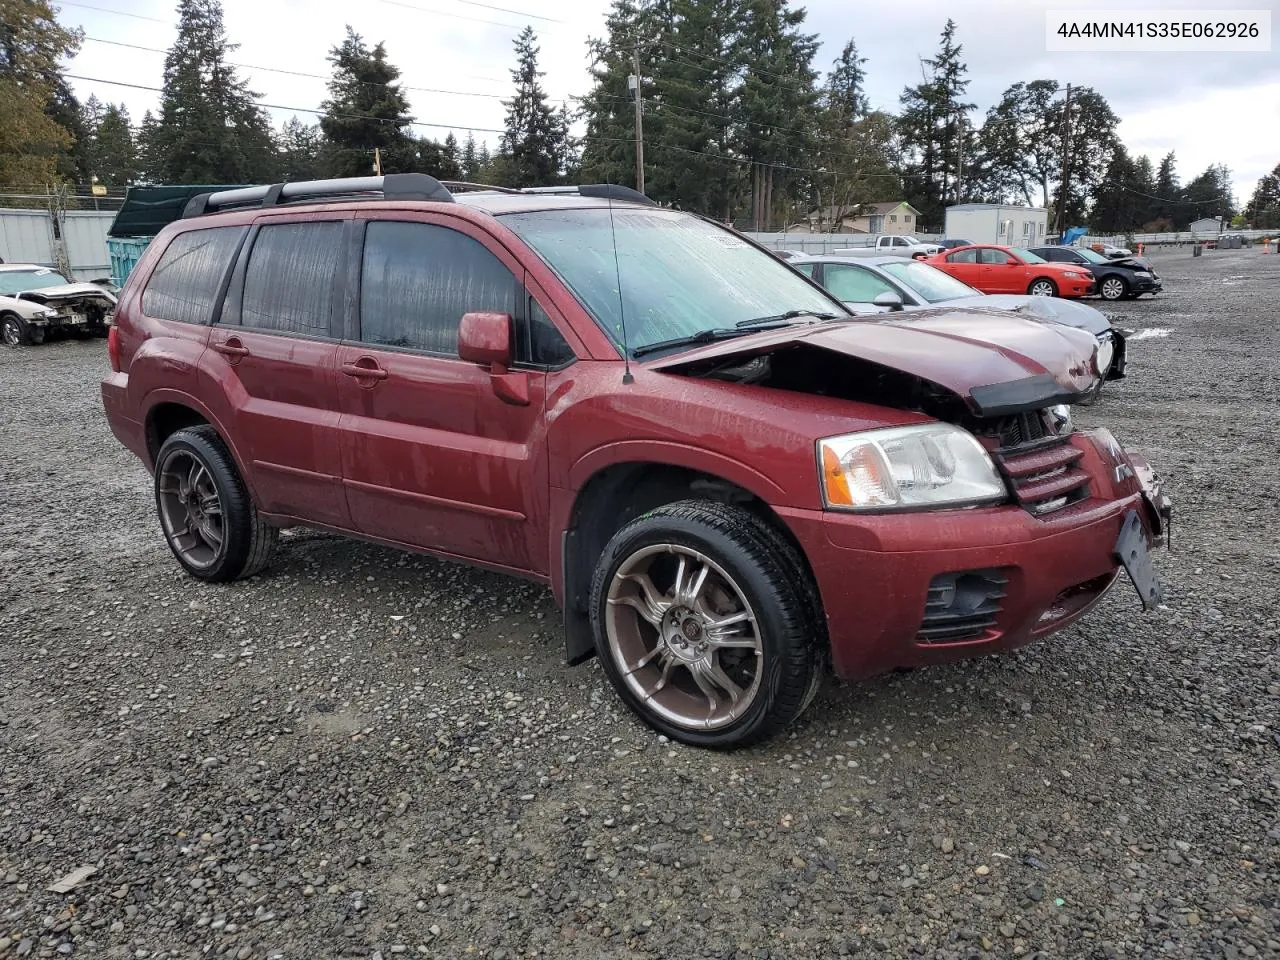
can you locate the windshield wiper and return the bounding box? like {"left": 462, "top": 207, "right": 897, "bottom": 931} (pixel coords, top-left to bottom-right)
{"left": 735, "top": 309, "right": 839, "bottom": 328}
{"left": 631, "top": 328, "right": 745, "bottom": 358}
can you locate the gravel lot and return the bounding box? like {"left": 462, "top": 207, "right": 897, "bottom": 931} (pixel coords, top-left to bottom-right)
{"left": 2, "top": 248, "right": 1278, "bottom": 960}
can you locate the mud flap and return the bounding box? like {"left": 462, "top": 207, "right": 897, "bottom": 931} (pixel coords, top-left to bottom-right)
{"left": 1115, "top": 510, "right": 1162, "bottom": 610}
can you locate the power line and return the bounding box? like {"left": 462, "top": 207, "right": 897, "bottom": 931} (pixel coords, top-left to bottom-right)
{"left": 81, "top": 36, "right": 507, "bottom": 100}
{"left": 377, "top": 0, "right": 521, "bottom": 31}
{"left": 57, "top": 0, "right": 168, "bottom": 23}
{"left": 402, "top": 0, "right": 564, "bottom": 24}
{"left": 64, "top": 74, "right": 506, "bottom": 135}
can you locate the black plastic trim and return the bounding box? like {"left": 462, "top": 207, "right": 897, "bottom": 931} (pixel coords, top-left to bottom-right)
{"left": 969, "top": 373, "right": 1087, "bottom": 417}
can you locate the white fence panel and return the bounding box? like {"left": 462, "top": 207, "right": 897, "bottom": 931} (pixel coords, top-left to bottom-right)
{"left": 62, "top": 211, "right": 114, "bottom": 279}
{"left": 0, "top": 210, "right": 55, "bottom": 267}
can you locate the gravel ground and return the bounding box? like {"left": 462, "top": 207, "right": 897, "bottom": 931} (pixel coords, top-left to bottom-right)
{"left": 1, "top": 248, "right": 1277, "bottom": 960}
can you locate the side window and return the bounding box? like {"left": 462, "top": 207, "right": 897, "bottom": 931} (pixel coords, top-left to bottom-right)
{"left": 892, "top": 236, "right": 909, "bottom": 247}
{"left": 525, "top": 298, "right": 575, "bottom": 366}
{"left": 823, "top": 264, "right": 898, "bottom": 303}
{"left": 948, "top": 248, "right": 978, "bottom": 264}
{"left": 980, "top": 248, "right": 1013, "bottom": 265}
{"left": 360, "top": 221, "right": 515, "bottom": 354}
{"left": 792, "top": 262, "right": 817, "bottom": 278}
{"left": 240, "top": 221, "right": 342, "bottom": 335}
{"left": 141, "top": 226, "right": 245, "bottom": 324}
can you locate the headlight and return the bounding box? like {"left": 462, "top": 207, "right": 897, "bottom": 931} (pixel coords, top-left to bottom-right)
{"left": 1063, "top": 271, "right": 1083, "bottom": 279}
{"left": 1134, "top": 270, "right": 1152, "bottom": 278}
{"left": 1048, "top": 404, "right": 1074, "bottom": 435}
{"left": 36, "top": 308, "right": 57, "bottom": 318}
{"left": 818, "top": 424, "right": 1007, "bottom": 511}
{"left": 1096, "top": 334, "right": 1115, "bottom": 375}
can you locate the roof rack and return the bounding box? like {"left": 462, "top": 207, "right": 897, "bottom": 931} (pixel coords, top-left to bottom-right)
{"left": 521, "top": 184, "right": 656, "bottom": 207}
{"left": 440, "top": 180, "right": 522, "bottom": 195}
{"left": 181, "top": 173, "right": 455, "bottom": 218}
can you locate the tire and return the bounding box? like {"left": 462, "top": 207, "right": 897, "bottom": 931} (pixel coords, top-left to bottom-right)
{"left": 1028, "top": 278, "right": 1057, "bottom": 297}
{"left": 589, "top": 500, "right": 824, "bottom": 748}
{"left": 2, "top": 313, "right": 28, "bottom": 346}
{"left": 1099, "top": 276, "right": 1128, "bottom": 301}
{"left": 154, "top": 425, "right": 278, "bottom": 583}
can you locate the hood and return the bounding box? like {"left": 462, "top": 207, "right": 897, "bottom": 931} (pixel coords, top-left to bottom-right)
{"left": 15, "top": 282, "right": 117, "bottom": 306}
{"left": 946, "top": 294, "right": 1111, "bottom": 335}
{"left": 647, "top": 309, "right": 1100, "bottom": 416}
{"left": 1109, "top": 256, "right": 1152, "bottom": 271}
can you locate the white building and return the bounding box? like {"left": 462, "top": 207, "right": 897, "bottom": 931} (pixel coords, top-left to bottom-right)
{"left": 944, "top": 203, "right": 1050, "bottom": 247}
{"left": 1189, "top": 217, "right": 1222, "bottom": 237}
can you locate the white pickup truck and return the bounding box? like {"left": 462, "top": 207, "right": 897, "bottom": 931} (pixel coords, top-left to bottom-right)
{"left": 834, "top": 235, "right": 942, "bottom": 259}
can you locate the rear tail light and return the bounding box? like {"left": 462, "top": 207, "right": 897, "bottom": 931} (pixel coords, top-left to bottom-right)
{"left": 107, "top": 324, "right": 121, "bottom": 372}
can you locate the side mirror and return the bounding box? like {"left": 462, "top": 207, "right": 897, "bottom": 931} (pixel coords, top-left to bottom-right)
{"left": 458, "top": 311, "right": 529, "bottom": 406}
{"left": 872, "top": 291, "right": 904, "bottom": 311}
{"left": 458, "top": 311, "right": 513, "bottom": 366}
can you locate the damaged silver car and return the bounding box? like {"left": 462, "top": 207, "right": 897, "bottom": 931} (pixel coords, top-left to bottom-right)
{"left": 0, "top": 264, "right": 117, "bottom": 346}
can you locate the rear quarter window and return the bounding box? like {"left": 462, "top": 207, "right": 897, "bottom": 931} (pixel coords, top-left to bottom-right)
{"left": 141, "top": 226, "right": 246, "bottom": 324}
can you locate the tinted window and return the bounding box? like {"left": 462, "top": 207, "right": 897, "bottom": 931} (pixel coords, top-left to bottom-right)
{"left": 948, "top": 249, "right": 978, "bottom": 264}
{"left": 241, "top": 222, "right": 341, "bottom": 335}
{"left": 142, "top": 227, "right": 245, "bottom": 324}
{"left": 792, "top": 262, "right": 816, "bottom": 277}
{"left": 823, "top": 264, "right": 899, "bottom": 303}
{"left": 979, "top": 248, "right": 1013, "bottom": 265}
{"left": 360, "top": 221, "right": 515, "bottom": 354}
{"left": 526, "top": 299, "right": 575, "bottom": 366}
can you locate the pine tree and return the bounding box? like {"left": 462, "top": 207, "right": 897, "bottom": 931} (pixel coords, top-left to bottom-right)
{"left": 499, "top": 27, "right": 566, "bottom": 187}
{"left": 0, "top": 0, "right": 81, "bottom": 189}
{"left": 150, "top": 0, "right": 277, "bottom": 183}
{"left": 276, "top": 116, "right": 323, "bottom": 180}
{"left": 1154, "top": 151, "right": 1180, "bottom": 224}
{"left": 443, "top": 132, "right": 460, "bottom": 180}
{"left": 460, "top": 132, "right": 479, "bottom": 179}
{"left": 735, "top": 0, "right": 821, "bottom": 231}
{"left": 92, "top": 104, "right": 138, "bottom": 186}
{"left": 898, "top": 19, "right": 974, "bottom": 226}
{"left": 1244, "top": 162, "right": 1280, "bottom": 228}
{"left": 826, "top": 39, "right": 868, "bottom": 121}
{"left": 320, "top": 27, "right": 418, "bottom": 177}
{"left": 1181, "top": 164, "right": 1234, "bottom": 225}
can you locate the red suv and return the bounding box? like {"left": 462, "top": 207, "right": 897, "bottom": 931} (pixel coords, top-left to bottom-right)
{"left": 101, "top": 175, "right": 1171, "bottom": 748}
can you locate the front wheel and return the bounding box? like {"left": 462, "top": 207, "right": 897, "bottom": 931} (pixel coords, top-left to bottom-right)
{"left": 1099, "top": 276, "right": 1128, "bottom": 301}
{"left": 2, "top": 314, "right": 28, "bottom": 346}
{"left": 1028, "top": 278, "right": 1057, "bottom": 297}
{"left": 589, "top": 500, "right": 823, "bottom": 749}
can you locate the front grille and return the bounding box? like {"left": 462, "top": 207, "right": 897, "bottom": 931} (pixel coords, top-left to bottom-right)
{"left": 918, "top": 569, "right": 1008, "bottom": 643}
{"left": 989, "top": 410, "right": 1048, "bottom": 449}
{"left": 996, "top": 437, "right": 1092, "bottom": 516}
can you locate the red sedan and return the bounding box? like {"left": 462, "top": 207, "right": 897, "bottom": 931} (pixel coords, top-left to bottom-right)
{"left": 924, "top": 244, "right": 1096, "bottom": 298}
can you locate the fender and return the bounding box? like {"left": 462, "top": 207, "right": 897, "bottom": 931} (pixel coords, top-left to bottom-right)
{"left": 549, "top": 439, "right": 790, "bottom": 605}
{"left": 139, "top": 387, "right": 258, "bottom": 502}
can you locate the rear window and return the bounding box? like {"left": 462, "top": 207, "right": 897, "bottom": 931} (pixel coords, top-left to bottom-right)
{"left": 141, "top": 227, "right": 245, "bottom": 324}
{"left": 240, "top": 222, "right": 342, "bottom": 336}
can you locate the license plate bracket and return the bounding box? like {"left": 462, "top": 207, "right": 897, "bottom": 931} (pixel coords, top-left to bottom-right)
{"left": 1115, "top": 510, "right": 1161, "bottom": 610}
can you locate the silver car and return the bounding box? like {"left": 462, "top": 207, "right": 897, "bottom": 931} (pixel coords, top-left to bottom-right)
{"left": 788, "top": 254, "right": 1127, "bottom": 390}
{"left": 0, "top": 264, "right": 117, "bottom": 346}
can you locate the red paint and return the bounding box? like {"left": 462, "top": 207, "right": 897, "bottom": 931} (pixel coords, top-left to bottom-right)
{"left": 101, "top": 195, "right": 1165, "bottom": 684}
{"left": 924, "top": 244, "right": 1098, "bottom": 298}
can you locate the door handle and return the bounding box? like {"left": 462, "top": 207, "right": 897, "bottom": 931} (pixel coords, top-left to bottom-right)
{"left": 212, "top": 337, "right": 249, "bottom": 359}
{"left": 341, "top": 359, "right": 389, "bottom": 381}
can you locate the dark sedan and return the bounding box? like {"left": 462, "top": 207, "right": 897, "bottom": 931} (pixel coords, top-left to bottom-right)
{"left": 1028, "top": 245, "right": 1162, "bottom": 301}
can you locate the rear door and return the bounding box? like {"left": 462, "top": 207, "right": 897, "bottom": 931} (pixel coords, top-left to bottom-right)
{"left": 333, "top": 214, "right": 557, "bottom": 574}
{"left": 207, "top": 213, "right": 350, "bottom": 527}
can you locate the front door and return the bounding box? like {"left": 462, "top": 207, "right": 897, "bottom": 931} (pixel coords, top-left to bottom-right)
{"left": 208, "top": 214, "right": 350, "bottom": 528}
{"left": 334, "top": 215, "right": 550, "bottom": 574}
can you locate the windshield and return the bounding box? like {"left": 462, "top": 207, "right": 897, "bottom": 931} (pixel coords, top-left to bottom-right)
{"left": 1011, "top": 248, "right": 1046, "bottom": 264}
{"left": 0, "top": 269, "right": 70, "bottom": 295}
{"left": 880, "top": 259, "right": 980, "bottom": 303}
{"left": 1075, "top": 248, "right": 1109, "bottom": 263}
{"left": 501, "top": 208, "right": 844, "bottom": 354}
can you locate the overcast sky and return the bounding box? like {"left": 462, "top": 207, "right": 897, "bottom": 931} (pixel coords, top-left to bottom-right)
{"left": 59, "top": 0, "right": 1280, "bottom": 203}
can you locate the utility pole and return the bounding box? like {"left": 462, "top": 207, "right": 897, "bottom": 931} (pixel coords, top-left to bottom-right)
{"left": 1056, "top": 83, "right": 1072, "bottom": 237}
{"left": 373, "top": 147, "right": 382, "bottom": 176}
{"left": 630, "top": 50, "right": 644, "bottom": 194}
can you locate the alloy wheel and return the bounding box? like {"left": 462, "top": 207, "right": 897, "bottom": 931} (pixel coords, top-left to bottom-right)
{"left": 604, "top": 543, "right": 764, "bottom": 731}
{"left": 2, "top": 318, "right": 21, "bottom": 346}
{"left": 1030, "top": 280, "right": 1055, "bottom": 297}
{"left": 156, "top": 450, "right": 225, "bottom": 570}
{"left": 1101, "top": 277, "right": 1126, "bottom": 300}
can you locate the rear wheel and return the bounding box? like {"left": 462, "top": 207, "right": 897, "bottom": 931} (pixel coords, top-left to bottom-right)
{"left": 590, "top": 500, "right": 823, "bottom": 749}
{"left": 1099, "top": 276, "right": 1128, "bottom": 301}
{"left": 154, "top": 426, "right": 278, "bottom": 583}
{"left": 1028, "top": 278, "right": 1057, "bottom": 297}
{"left": 2, "top": 313, "right": 28, "bottom": 346}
